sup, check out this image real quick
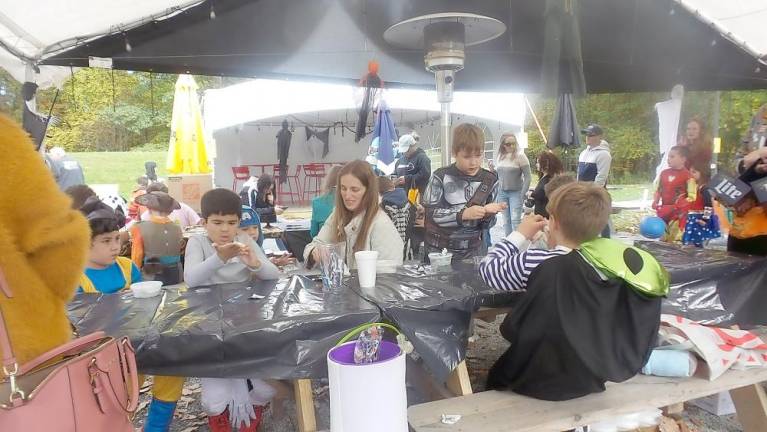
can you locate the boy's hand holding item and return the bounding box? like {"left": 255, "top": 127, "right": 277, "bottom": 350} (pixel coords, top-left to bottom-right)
{"left": 214, "top": 242, "right": 244, "bottom": 262}
{"left": 462, "top": 205, "right": 487, "bottom": 220}
{"left": 239, "top": 244, "right": 262, "bottom": 269}
{"left": 484, "top": 202, "right": 508, "bottom": 214}
{"left": 517, "top": 214, "right": 548, "bottom": 240}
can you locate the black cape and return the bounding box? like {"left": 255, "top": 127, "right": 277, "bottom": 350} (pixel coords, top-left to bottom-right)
{"left": 487, "top": 251, "right": 661, "bottom": 401}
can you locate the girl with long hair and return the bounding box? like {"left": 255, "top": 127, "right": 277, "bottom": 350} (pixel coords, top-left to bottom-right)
{"left": 304, "top": 160, "right": 403, "bottom": 268}
{"left": 495, "top": 132, "right": 532, "bottom": 235}
{"left": 253, "top": 174, "right": 284, "bottom": 224}
{"left": 529, "top": 151, "right": 564, "bottom": 218}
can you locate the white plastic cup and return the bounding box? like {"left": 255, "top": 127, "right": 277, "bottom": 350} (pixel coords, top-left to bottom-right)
{"left": 355, "top": 251, "right": 379, "bottom": 288}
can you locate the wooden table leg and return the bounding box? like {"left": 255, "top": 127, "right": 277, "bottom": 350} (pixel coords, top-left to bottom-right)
{"left": 730, "top": 384, "right": 767, "bottom": 432}
{"left": 293, "top": 379, "right": 317, "bottom": 432}
{"left": 446, "top": 360, "right": 473, "bottom": 396}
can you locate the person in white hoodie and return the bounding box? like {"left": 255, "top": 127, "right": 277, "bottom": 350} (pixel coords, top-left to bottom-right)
{"left": 304, "top": 160, "right": 404, "bottom": 268}
{"left": 577, "top": 123, "right": 613, "bottom": 237}
{"left": 577, "top": 124, "right": 612, "bottom": 187}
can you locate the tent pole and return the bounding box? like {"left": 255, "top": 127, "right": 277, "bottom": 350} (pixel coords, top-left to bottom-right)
{"left": 441, "top": 102, "right": 451, "bottom": 167}
{"left": 711, "top": 90, "right": 721, "bottom": 174}
{"left": 524, "top": 95, "right": 547, "bottom": 145}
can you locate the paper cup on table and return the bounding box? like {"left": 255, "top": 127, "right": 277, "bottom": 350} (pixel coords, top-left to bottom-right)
{"left": 355, "top": 251, "right": 379, "bottom": 288}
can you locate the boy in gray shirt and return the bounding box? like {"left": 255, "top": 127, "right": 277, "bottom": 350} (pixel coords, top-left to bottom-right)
{"left": 184, "top": 188, "right": 280, "bottom": 431}
{"left": 185, "top": 189, "right": 280, "bottom": 286}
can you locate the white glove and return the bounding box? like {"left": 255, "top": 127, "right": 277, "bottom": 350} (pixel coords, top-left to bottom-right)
{"left": 228, "top": 379, "right": 256, "bottom": 428}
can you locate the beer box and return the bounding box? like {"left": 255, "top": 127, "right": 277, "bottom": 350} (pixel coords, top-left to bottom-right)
{"left": 751, "top": 176, "right": 767, "bottom": 204}
{"left": 709, "top": 174, "right": 751, "bottom": 206}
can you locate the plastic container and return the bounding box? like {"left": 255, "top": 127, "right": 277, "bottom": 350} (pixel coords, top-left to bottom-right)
{"left": 355, "top": 251, "right": 379, "bottom": 288}
{"left": 428, "top": 249, "right": 453, "bottom": 270}
{"left": 328, "top": 341, "right": 407, "bottom": 432}
{"left": 317, "top": 242, "right": 346, "bottom": 293}
{"left": 130, "top": 281, "right": 163, "bottom": 298}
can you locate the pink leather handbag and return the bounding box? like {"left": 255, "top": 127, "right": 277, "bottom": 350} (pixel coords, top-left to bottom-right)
{"left": 0, "top": 268, "right": 139, "bottom": 431}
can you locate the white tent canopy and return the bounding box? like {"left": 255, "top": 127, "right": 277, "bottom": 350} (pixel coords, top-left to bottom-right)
{"left": 0, "top": 0, "right": 201, "bottom": 85}
{"left": 0, "top": 0, "right": 765, "bottom": 87}
{"left": 203, "top": 79, "right": 526, "bottom": 133}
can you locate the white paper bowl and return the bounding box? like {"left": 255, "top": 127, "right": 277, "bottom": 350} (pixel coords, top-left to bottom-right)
{"left": 130, "top": 281, "right": 163, "bottom": 298}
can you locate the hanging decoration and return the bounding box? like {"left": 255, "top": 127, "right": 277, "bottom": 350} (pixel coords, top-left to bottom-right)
{"left": 276, "top": 119, "right": 292, "bottom": 183}
{"left": 355, "top": 60, "right": 383, "bottom": 142}
{"left": 305, "top": 126, "right": 331, "bottom": 159}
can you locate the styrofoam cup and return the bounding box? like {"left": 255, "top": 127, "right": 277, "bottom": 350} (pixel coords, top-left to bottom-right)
{"left": 355, "top": 251, "right": 379, "bottom": 288}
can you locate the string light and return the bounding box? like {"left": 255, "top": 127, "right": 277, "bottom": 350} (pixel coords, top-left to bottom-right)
{"left": 210, "top": 4, "right": 216, "bottom": 19}
{"left": 710, "top": 39, "right": 717, "bottom": 47}
{"left": 124, "top": 35, "right": 132, "bottom": 52}
{"left": 669, "top": 8, "right": 675, "bottom": 15}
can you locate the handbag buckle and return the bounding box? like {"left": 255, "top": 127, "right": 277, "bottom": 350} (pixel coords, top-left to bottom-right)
{"left": 3, "top": 363, "right": 26, "bottom": 404}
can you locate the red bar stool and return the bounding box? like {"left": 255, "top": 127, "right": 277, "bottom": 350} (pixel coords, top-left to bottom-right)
{"left": 231, "top": 166, "right": 250, "bottom": 192}
{"left": 302, "top": 163, "right": 326, "bottom": 201}
{"left": 273, "top": 164, "right": 302, "bottom": 204}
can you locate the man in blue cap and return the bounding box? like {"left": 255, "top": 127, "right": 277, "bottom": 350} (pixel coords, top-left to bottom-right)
{"left": 578, "top": 124, "right": 612, "bottom": 237}
{"left": 577, "top": 124, "right": 612, "bottom": 187}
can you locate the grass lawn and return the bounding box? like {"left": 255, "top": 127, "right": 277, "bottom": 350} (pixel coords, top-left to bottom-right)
{"left": 608, "top": 183, "right": 653, "bottom": 202}
{"left": 74, "top": 151, "right": 168, "bottom": 196}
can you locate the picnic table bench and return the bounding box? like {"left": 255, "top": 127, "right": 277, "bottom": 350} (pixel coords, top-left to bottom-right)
{"left": 409, "top": 368, "right": 767, "bottom": 432}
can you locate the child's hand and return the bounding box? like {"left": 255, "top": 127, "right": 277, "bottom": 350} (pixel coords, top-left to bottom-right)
{"left": 484, "top": 202, "right": 508, "bottom": 214}
{"left": 239, "top": 245, "right": 262, "bottom": 269}
{"left": 697, "top": 219, "right": 707, "bottom": 226}
{"left": 213, "top": 242, "right": 243, "bottom": 262}
{"left": 271, "top": 253, "right": 295, "bottom": 267}
{"left": 462, "top": 205, "right": 487, "bottom": 220}
{"left": 275, "top": 206, "right": 285, "bottom": 215}
{"left": 517, "top": 214, "right": 548, "bottom": 240}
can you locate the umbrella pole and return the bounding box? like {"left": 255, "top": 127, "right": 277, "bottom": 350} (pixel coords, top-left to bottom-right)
{"left": 441, "top": 102, "right": 451, "bottom": 167}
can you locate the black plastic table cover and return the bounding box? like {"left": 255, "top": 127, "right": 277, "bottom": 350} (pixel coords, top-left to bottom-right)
{"left": 350, "top": 247, "right": 767, "bottom": 381}
{"left": 68, "top": 276, "right": 380, "bottom": 379}
{"left": 69, "top": 245, "right": 767, "bottom": 382}
{"left": 637, "top": 242, "right": 767, "bottom": 327}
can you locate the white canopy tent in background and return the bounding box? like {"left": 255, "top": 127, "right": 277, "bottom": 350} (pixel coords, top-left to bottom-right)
{"left": 203, "top": 79, "right": 527, "bottom": 143}
{"left": 202, "top": 79, "right": 527, "bottom": 188}
{"left": 0, "top": 0, "right": 766, "bottom": 88}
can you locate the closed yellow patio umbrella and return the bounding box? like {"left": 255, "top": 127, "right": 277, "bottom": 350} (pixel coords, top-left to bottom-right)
{"left": 166, "top": 74, "right": 210, "bottom": 174}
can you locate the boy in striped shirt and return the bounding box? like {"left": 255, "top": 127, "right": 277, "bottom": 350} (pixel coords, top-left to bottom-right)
{"left": 479, "top": 182, "right": 663, "bottom": 401}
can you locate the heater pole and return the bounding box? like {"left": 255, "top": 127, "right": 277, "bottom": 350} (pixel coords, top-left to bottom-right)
{"left": 441, "top": 102, "right": 451, "bottom": 167}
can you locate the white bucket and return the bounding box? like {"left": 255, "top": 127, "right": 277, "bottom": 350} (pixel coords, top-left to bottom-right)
{"left": 327, "top": 341, "right": 407, "bottom": 432}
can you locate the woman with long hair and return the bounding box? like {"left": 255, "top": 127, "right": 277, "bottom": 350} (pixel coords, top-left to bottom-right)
{"left": 310, "top": 165, "right": 341, "bottom": 236}
{"left": 530, "top": 151, "right": 564, "bottom": 218}
{"left": 495, "top": 132, "right": 532, "bottom": 235}
{"left": 304, "top": 160, "right": 403, "bottom": 268}
{"left": 678, "top": 117, "right": 713, "bottom": 168}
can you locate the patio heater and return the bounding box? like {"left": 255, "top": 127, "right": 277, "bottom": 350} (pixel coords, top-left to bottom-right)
{"left": 385, "top": 13, "right": 506, "bottom": 166}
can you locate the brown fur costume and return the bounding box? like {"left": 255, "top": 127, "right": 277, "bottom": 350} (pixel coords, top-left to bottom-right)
{"left": 0, "top": 114, "right": 90, "bottom": 364}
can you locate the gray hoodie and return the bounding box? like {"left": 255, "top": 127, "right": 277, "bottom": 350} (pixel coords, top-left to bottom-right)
{"left": 577, "top": 140, "right": 612, "bottom": 187}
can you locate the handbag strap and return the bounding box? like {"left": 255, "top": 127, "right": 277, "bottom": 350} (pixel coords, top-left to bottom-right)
{"left": 0, "top": 267, "right": 18, "bottom": 373}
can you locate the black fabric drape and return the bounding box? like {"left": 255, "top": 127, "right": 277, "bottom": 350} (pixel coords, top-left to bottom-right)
{"left": 276, "top": 120, "right": 292, "bottom": 183}
{"left": 305, "top": 126, "right": 330, "bottom": 159}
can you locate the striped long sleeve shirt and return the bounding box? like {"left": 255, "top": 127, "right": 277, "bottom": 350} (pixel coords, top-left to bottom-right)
{"left": 479, "top": 232, "right": 571, "bottom": 292}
